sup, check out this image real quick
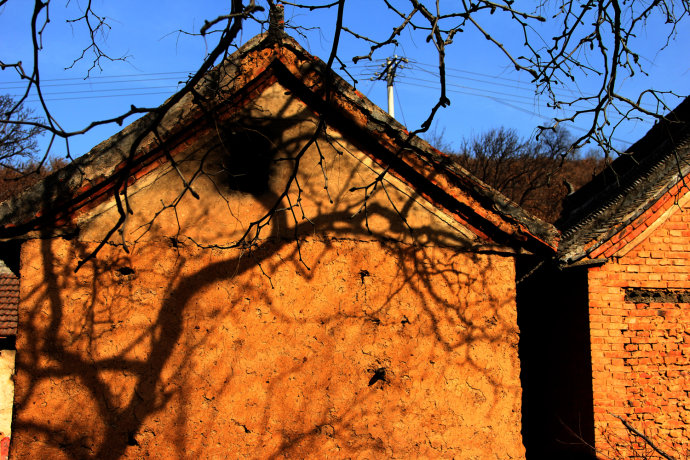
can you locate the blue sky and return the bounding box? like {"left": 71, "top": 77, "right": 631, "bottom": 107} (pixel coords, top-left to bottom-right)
{"left": 1, "top": 1, "right": 689, "bottom": 160}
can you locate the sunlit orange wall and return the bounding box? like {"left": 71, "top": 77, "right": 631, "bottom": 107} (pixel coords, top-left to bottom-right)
{"left": 13, "top": 234, "right": 523, "bottom": 459}
{"left": 11, "top": 77, "right": 526, "bottom": 459}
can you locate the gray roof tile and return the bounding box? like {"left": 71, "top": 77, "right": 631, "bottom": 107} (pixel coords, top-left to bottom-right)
{"left": 557, "top": 96, "right": 690, "bottom": 263}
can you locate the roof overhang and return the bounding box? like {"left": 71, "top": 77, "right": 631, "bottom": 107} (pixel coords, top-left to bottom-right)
{"left": 0, "top": 32, "right": 558, "bottom": 256}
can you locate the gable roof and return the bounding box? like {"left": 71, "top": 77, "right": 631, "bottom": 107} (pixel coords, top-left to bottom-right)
{"left": 558, "top": 96, "right": 690, "bottom": 263}
{"left": 0, "top": 261, "right": 18, "bottom": 338}
{"left": 0, "top": 30, "right": 558, "bottom": 255}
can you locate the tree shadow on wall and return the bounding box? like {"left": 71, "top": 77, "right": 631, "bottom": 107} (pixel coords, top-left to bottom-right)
{"left": 12, "top": 96, "right": 525, "bottom": 459}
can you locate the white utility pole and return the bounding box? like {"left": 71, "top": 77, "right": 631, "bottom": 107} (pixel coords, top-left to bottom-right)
{"left": 386, "top": 59, "right": 395, "bottom": 117}
{"left": 374, "top": 56, "right": 408, "bottom": 118}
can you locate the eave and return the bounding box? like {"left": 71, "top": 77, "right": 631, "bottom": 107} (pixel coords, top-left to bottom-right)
{"left": 0, "top": 32, "right": 558, "bottom": 256}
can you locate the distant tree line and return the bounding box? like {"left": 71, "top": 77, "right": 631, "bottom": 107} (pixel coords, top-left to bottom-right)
{"left": 443, "top": 127, "right": 607, "bottom": 223}
{"left": 0, "top": 158, "right": 67, "bottom": 203}
{"left": 0, "top": 95, "right": 65, "bottom": 202}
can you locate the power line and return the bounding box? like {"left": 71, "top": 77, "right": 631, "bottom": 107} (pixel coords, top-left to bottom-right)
{"left": 485, "top": 96, "right": 632, "bottom": 145}
{"left": 0, "top": 76, "right": 188, "bottom": 91}
{"left": 410, "top": 61, "right": 582, "bottom": 95}
{"left": 408, "top": 63, "right": 580, "bottom": 101}
{"left": 8, "top": 85, "right": 180, "bottom": 98}
{"left": 395, "top": 79, "right": 639, "bottom": 139}
{"left": 3, "top": 70, "right": 589, "bottom": 116}
{"left": 395, "top": 77, "right": 594, "bottom": 112}
{"left": 359, "top": 57, "right": 591, "bottom": 111}
{"left": 397, "top": 75, "right": 548, "bottom": 103}
{"left": 7, "top": 75, "right": 641, "bottom": 139}
{"left": 0, "top": 61, "right": 644, "bottom": 145}
{"left": 0, "top": 61, "right": 624, "bottom": 119}
{"left": 0, "top": 70, "right": 193, "bottom": 86}
{"left": 394, "top": 84, "right": 408, "bottom": 127}
{"left": 409, "top": 61, "right": 664, "bottom": 114}
{"left": 22, "top": 91, "right": 174, "bottom": 103}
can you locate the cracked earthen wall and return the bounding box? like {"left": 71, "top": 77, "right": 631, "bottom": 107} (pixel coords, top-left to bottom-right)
{"left": 0, "top": 349, "right": 13, "bottom": 459}
{"left": 11, "top": 81, "right": 524, "bottom": 459}
{"left": 588, "top": 197, "right": 690, "bottom": 457}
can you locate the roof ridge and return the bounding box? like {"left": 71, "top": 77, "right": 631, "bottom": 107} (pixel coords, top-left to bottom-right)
{"left": 558, "top": 96, "right": 690, "bottom": 230}
{"left": 561, "top": 131, "right": 690, "bottom": 239}
{"left": 0, "top": 30, "right": 558, "bottom": 253}
{"left": 557, "top": 96, "right": 690, "bottom": 262}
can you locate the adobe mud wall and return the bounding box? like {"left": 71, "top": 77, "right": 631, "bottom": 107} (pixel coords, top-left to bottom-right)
{"left": 0, "top": 349, "right": 13, "bottom": 459}
{"left": 9, "top": 62, "right": 530, "bottom": 458}
{"left": 588, "top": 206, "right": 690, "bottom": 457}
{"left": 13, "top": 236, "right": 522, "bottom": 459}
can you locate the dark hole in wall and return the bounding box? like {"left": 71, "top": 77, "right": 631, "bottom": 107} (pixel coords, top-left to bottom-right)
{"left": 0, "top": 336, "right": 16, "bottom": 351}
{"left": 516, "top": 256, "right": 596, "bottom": 460}
{"left": 625, "top": 287, "right": 690, "bottom": 304}
{"left": 368, "top": 368, "right": 386, "bottom": 386}
{"left": 220, "top": 127, "right": 277, "bottom": 196}
{"left": 126, "top": 431, "right": 139, "bottom": 446}
{"left": 0, "top": 240, "right": 21, "bottom": 276}
{"left": 116, "top": 267, "right": 135, "bottom": 276}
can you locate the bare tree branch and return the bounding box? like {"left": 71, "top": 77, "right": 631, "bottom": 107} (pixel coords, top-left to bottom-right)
{"left": 612, "top": 414, "right": 677, "bottom": 460}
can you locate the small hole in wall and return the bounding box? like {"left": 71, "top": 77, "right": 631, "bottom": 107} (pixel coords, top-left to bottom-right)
{"left": 366, "top": 316, "right": 381, "bottom": 325}
{"left": 116, "top": 267, "right": 135, "bottom": 276}
{"left": 368, "top": 367, "right": 387, "bottom": 387}
{"left": 220, "top": 128, "right": 276, "bottom": 196}
{"left": 127, "top": 431, "right": 139, "bottom": 446}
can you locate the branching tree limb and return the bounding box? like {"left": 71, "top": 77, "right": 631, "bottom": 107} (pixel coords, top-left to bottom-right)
{"left": 1, "top": 0, "right": 688, "bottom": 266}
{"left": 612, "top": 414, "right": 677, "bottom": 460}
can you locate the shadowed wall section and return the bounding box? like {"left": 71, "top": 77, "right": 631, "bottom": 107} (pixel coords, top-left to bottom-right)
{"left": 516, "top": 258, "right": 595, "bottom": 459}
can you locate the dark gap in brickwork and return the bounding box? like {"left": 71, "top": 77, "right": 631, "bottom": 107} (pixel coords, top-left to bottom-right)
{"left": 624, "top": 287, "right": 690, "bottom": 304}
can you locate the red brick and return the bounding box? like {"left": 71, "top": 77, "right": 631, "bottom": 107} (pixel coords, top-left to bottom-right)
{"left": 588, "top": 205, "right": 690, "bottom": 455}
{"left": 604, "top": 352, "right": 629, "bottom": 359}
{"left": 627, "top": 225, "right": 647, "bottom": 241}
{"left": 651, "top": 199, "right": 666, "bottom": 212}
{"left": 666, "top": 222, "right": 687, "bottom": 231}
{"left": 601, "top": 308, "right": 626, "bottom": 316}
{"left": 634, "top": 406, "right": 660, "bottom": 414}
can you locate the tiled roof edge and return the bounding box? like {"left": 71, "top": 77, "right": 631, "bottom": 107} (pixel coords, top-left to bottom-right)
{"left": 558, "top": 120, "right": 690, "bottom": 262}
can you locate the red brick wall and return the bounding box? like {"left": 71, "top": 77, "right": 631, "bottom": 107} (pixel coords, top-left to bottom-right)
{"left": 588, "top": 203, "right": 690, "bottom": 458}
